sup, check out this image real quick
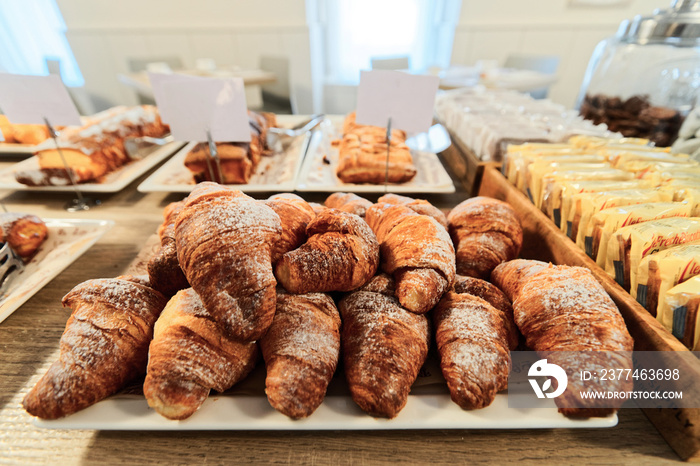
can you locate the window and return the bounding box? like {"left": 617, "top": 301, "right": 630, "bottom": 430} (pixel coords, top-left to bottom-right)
{"left": 0, "top": 0, "right": 84, "bottom": 87}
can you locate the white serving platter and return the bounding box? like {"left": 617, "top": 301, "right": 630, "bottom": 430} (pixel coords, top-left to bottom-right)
{"left": 0, "top": 218, "right": 114, "bottom": 324}
{"left": 0, "top": 143, "right": 37, "bottom": 155}
{"left": 0, "top": 141, "right": 185, "bottom": 193}
{"left": 295, "top": 117, "right": 455, "bottom": 194}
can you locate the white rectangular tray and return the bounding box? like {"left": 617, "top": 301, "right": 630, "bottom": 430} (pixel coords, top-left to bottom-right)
{"left": 0, "top": 143, "right": 37, "bottom": 155}
{"left": 0, "top": 218, "right": 114, "bottom": 324}
{"left": 0, "top": 141, "right": 185, "bottom": 193}
{"left": 137, "top": 115, "right": 313, "bottom": 193}
{"left": 295, "top": 117, "right": 455, "bottom": 194}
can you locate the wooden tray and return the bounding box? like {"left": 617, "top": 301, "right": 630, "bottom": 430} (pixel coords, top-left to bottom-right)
{"left": 439, "top": 126, "right": 500, "bottom": 197}
{"left": 479, "top": 165, "right": 700, "bottom": 462}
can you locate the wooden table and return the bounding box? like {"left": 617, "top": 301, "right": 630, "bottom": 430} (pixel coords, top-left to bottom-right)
{"left": 0, "top": 153, "right": 683, "bottom": 464}
{"left": 118, "top": 68, "right": 277, "bottom": 101}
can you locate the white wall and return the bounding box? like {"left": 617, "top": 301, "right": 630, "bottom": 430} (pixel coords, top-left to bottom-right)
{"left": 56, "top": 0, "right": 316, "bottom": 113}
{"left": 451, "top": 0, "right": 670, "bottom": 108}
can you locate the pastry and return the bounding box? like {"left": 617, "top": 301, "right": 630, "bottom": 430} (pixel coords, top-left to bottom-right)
{"left": 264, "top": 193, "right": 316, "bottom": 265}
{"left": 324, "top": 192, "right": 372, "bottom": 217}
{"left": 144, "top": 288, "right": 258, "bottom": 420}
{"left": 275, "top": 209, "right": 379, "bottom": 294}
{"left": 147, "top": 201, "right": 189, "bottom": 298}
{"left": 260, "top": 290, "right": 341, "bottom": 419}
{"left": 447, "top": 197, "right": 523, "bottom": 279}
{"left": 0, "top": 212, "right": 48, "bottom": 259}
{"left": 377, "top": 193, "right": 448, "bottom": 229}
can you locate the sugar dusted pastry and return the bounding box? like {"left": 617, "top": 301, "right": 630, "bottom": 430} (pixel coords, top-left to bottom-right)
{"left": 260, "top": 290, "right": 341, "bottom": 419}
{"left": 265, "top": 193, "right": 316, "bottom": 265}
{"left": 324, "top": 192, "right": 372, "bottom": 217}
{"left": 0, "top": 212, "right": 48, "bottom": 260}
{"left": 377, "top": 193, "right": 448, "bottom": 229}
{"left": 147, "top": 200, "right": 189, "bottom": 298}
{"left": 275, "top": 209, "right": 379, "bottom": 294}
{"left": 144, "top": 288, "right": 258, "bottom": 420}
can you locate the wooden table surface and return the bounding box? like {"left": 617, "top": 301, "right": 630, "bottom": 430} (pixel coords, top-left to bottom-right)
{"left": 0, "top": 148, "right": 684, "bottom": 465}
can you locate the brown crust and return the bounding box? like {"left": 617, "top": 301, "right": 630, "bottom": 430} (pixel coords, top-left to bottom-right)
{"left": 0, "top": 212, "right": 48, "bottom": 259}
{"left": 264, "top": 194, "right": 316, "bottom": 265}
{"left": 324, "top": 192, "right": 372, "bottom": 217}
{"left": 147, "top": 201, "right": 189, "bottom": 298}
{"left": 378, "top": 193, "right": 448, "bottom": 229}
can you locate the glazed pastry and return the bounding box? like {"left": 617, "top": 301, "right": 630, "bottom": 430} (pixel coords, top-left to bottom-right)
{"left": 324, "top": 192, "right": 372, "bottom": 217}
{"left": 492, "top": 260, "right": 634, "bottom": 417}
{"left": 377, "top": 193, "right": 448, "bottom": 229}
{"left": 339, "top": 274, "right": 429, "bottom": 418}
{"left": 335, "top": 112, "right": 417, "bottom": 184}
{"left": 452, "top": 275, "right": 518, "bottom": 350}
{"left": 260, "top": 290, "right": 341, "bottom": 419}
{"left": 147, "top": 201, "right": 189, "bottom": 298}
{"left": 184, "top": 111, "right": 277, "bottom": 184}
{"left": 447, "top": 197, "right": 523, "bottom": 279}
{"left": 264, "top": 193, "right": 316, "bottom": 265}
{"left": 23, "top": 276, "right": 167, "bottom": 419}
{"left": 0, "top": 212, "right": 48, "bottom": 259}
{"left": 175, "top": 182, "right": 282, "bottom": 341}
{"left": 143, "top": 288, "right": 258, "bottom": 420}
{"left": 365, "top": 203, "right": 455, "bottom": 314}
{"left": 275, "top": 209, "right": 379, "bottom": 294}
{"left": 15, "top": 106, "right": 168, "bottom": 186}
{"left": 433, "top": 291, "right": 511, "bottom": 409}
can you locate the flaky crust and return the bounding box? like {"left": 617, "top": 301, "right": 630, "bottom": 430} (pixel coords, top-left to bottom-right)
{"left": 265, "top": 194, "right": 316, "bottom": 265}
{"left": 452, "top": 275, "right": 518, "bottom": 350}
{"left": 366, "top": 203, "right": 456, "bottom": 314}
{"left": 275, "top": 209, "right": 379, "bottom": 293}
{"left": 147, "top": 200, "right": 189, "bottom": 298}
{"left": 490, "top": 259, "right": 550, "bottom": 303}
{"left": 175, "top": 182, "right": 281, "bottom": 341}
{"left": 433, "top": 292, "right": 511, "bottom": 409}
{"left": 260, "top": 290, "right": 341, "bottom": 419}
{"left": 447, "top": 197, "right": 523, "bottom": 279}
{"left": 144, "top": 288, "right": 258, "bottom": 420}
{"left": 23, "top": 278, "right": 167, "bottom": 419}
{"left": 0, "top": 212, "right": 48, "bottom": 259}
{"left": 339, "top": 275, "right": 429, "bottom": 418}
{"left": 378, "top": 193, "right": 448, "bottom": 229}
{"left": 324, "top": 192, "right": 372, "bottom": 218}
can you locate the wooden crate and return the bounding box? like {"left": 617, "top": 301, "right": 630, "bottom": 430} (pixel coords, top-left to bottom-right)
{"left": 440, "top": 127, "right": 500, "bottom": 197}
{"left": 479, "top": 165, "right": 700, "bottom": 462}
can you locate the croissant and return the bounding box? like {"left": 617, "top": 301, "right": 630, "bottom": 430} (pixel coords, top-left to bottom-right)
{"left": 365, "top": 203, "right": 455, "bottom": 314}
{"left": 143, "top": 288, "right": 258, "bottom": 420}
{"left": 433, "top": 291, "right": 511, "bottom": 409}
{"left": 260, "top": 290, "right": 341, "bottom": 419}
{"left": 175, "top": 182, "right": 281, "bottom": 341}
{"left": 453, "top": 275, "right": 519, "bottom": 350}
{"left": 339, "top": 274, "right": 429, "bottom": 418}
{"left": 308, "top": 202, "right": 328, "bottom": 216}
{"left": 264, "top": 194, "right": 316, "bottom": 265}
{"left": 489, "top": 259, "right": 549, "bottom": 303}
{"left": 147, "top": 201, "right": 189, "bottom": 298}
{"left": 492, "top": 260, "right": 634, "bottom": 417}
{"left": 447, "top": 197, "right": 523, "bottom": 279}
{"left": 23, "top": 276, "right": 167, "bottom": 419}
{"left": 275, "top": 209, "right": 379, "bottom": 294}
{"left": 324, "top": 192, "right": 373, "bottom": 217}
{"left": 0, "top": 212, "right": 48, "bottom": 259}
{"left": 377, "top": 193, "right": 448, "bottom": 229}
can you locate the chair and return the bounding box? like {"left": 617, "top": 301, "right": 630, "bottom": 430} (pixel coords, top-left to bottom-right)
{"left": 370, "top": 56, "right": 410, "bottom": 71}
{"left": 258, "top": 56, "right": 295, "bottom": 114}
{"left": 503, "top": 54, "right": 559, "bottom": 99}
{"left": 127, "top": 56, "right": 184, "bottom": 105}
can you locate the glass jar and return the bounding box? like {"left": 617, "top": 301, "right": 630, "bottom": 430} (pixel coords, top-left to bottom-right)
{"left": 577, "top": 0, "right": 700, "bottom": 147}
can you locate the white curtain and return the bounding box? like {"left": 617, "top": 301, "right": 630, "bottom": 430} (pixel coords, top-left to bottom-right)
{"left": 0, "top": 0, "right": 84, "bottom": 86}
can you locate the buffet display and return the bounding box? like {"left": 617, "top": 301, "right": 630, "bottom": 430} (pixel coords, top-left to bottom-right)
{"left": 21, "top": 184, "right": 634, "bottom": 424}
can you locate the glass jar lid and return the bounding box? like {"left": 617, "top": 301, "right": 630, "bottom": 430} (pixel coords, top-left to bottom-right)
{"left": 623, "top": 0, "right": 700, "bottom": 46}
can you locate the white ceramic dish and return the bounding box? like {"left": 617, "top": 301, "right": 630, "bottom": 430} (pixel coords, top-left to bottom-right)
{"left": 0, "top": 218, "right": 114, "bottom": 324}
{"left": 295, "top": 117, "right": 456, "bottom": 194}
{"left": 136, "top": 115, "right": 312, "bottom": 193}
{"left": 0, "top": 143, "right": 37, "bottom": 155}
{"left": 0, "top": 141, "right": 185, "bottom": 193}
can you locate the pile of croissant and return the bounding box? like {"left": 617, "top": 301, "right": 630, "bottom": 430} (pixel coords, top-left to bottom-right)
{"left": 23, "top": 186, "right": 633, "bottom": 422}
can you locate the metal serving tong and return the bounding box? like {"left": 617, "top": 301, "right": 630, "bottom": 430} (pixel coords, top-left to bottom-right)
{"left": 266, "top": 114, "right": 325, "bottom": 153}
{"left": 0, "top": 242, "right": 23, "bottom": 295}
{"left": 124, "top": 134, "right": 175, "bottom": 160}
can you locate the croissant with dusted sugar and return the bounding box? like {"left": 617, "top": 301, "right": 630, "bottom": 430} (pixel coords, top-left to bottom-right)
{"left": 260, "top": 290, "right": 341, "bottom": 419}
{"left": 377, "top": 193, "right": 448, "bottom": 229}
{"left": 0, "top": 212, "right": 48, "bottom": 260}
{"left": 324, "top": 192, "right": 372, "bottom": 217}
{"left": 492, "top": 260, "right": 634, "bottom": 417}
{"left": 275, "top": 209, "right": 379, "bottom": 294}
{"left": 147, "top": 201, "right": 189, "bottom": 298}
{"left": 264, "top": 193, "right": 316, "bottom": 265}
{"left": 365, "top": 203, "right": 455, "bottom": 314}
{"left": 144, "top": 288, "right": 258, "bottom": 420}
{"left": 175, "top": 182, "right": 282, "bottom": 341}
{"left": 23, "top": 276, "right": 167, "bottom": 419}
{"left": 339, "top": 274, "right": 429, "bottom": 418}
{"left": 434, "top": 289, "right": 512, "bottom": 410}
{"left": 448, "top": 197, "right": 523, "bottom": 279}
